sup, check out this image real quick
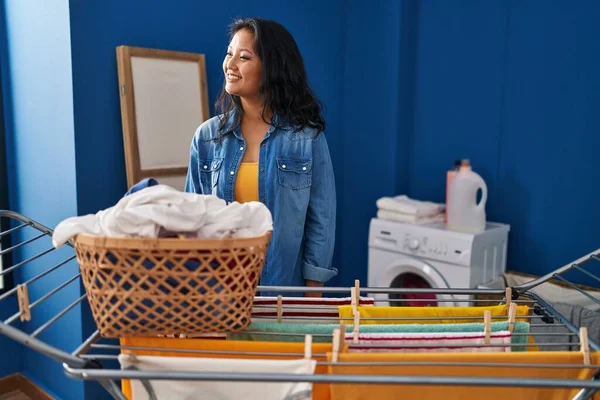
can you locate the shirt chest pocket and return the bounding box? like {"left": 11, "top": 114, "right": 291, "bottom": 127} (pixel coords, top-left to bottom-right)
{"left": 199, "top": 158, "right": 223, "bottom": 188}
{"left": 276, "top": 157, "right": 312, "bottom": 190}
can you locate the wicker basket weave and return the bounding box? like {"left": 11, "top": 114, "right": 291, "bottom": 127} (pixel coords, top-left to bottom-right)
{"left": 74, "top": 232, "right": 271, "bottom": 338}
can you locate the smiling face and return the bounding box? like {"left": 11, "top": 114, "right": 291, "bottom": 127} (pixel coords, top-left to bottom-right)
{"left": 223, "top": 29, "right": 262, "bottom": 101}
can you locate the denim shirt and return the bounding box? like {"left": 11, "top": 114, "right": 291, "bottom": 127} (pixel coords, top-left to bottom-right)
{"left": 184, "top": 111, "right": 337, "bottom": 293}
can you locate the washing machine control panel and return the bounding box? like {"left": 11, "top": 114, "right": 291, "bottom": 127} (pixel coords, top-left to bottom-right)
{"left": 401, "top": 233, "right": 472, "bottom": 265}
{"left": 403, "top": 234, "right": 447, "bottom": 255}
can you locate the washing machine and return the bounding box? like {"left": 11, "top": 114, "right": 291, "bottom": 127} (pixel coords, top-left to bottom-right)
{"left": 368, "top": 218, "right": 510, "bottom": 307}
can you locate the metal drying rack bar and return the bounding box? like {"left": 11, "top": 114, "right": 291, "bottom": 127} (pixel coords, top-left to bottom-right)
{"left": 1, "top": 210, "right": 600, "bottom": 400}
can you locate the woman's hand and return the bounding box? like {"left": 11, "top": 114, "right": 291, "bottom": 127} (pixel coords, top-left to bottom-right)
{"left": 304, "top": 279, "right": 323, "bottom": 297}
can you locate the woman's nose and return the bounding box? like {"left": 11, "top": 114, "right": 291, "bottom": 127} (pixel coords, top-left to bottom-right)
{"left": 226, "top": 56, "right": 237, "bottom": 70}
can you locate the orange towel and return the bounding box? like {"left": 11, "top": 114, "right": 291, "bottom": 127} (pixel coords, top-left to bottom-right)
{"left": 327, "top": 351, "right": 600, "bottom": 400}
{"left": 120, "top": 337, "right": 346, "bottom": 400}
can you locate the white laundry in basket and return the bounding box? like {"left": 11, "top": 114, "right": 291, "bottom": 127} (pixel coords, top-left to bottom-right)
{"left": 52, "top": 184, "right": 273, "bottom": 247}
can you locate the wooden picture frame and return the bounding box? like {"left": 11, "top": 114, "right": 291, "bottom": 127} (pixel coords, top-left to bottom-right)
{"left": 116, "top": 45, "right": 210, "bottom": 191}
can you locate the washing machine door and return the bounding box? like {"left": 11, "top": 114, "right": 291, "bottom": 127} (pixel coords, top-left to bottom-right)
{"left": 377, "top": 255, "right": 460, "bottom": 307}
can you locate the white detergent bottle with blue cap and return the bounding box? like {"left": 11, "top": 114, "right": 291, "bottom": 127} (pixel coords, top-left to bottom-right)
{"left": 447, "top": 160, "right": 487, "bottom": 232}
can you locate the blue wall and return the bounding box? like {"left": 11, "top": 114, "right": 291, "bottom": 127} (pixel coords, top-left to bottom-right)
{"left": 0, "top": 299, "right": 23, "bottom": 377}
{"left": 2, "top": 1, "right": 83, "bottom": 399}
{"left": 409, "top": 0, "right": 600, "bottom": 279}
{"left": 0, "top": 0, "right": 23, "bottom": 379}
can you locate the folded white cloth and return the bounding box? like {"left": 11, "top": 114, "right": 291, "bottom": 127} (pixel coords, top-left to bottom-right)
{"left": 118, "top": 354, "right": 316, "bottom": 400}
{"left": 345, "top": 331, "right": 512, "bottom": 353}
{"left": 377, "top": 210, "right": 444, "bottom": 225}
{"left": 376, "top": 195, "right": 443, "bottom": 217}
{"left": 52, "top": 185, "right": 273, "bottom": 248}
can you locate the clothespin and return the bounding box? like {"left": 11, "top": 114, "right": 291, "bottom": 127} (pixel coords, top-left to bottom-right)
{"left": 352, "top": 310, "right": 361, "bottom": 344}
{"left": 304, "top": 334, "right": 312, "bottom": 360}
{"left": 351, "top": 280, "right": 360, "bottom": 316}
{"left": 580, "top": 327, "right": 590, "bottom": 366}
{"left": 276, "top": 295, "right": 283, "bottom": 323}
{"left": 508, "top": 302, "right": 517, "bottom": 333}
{"left": 332, "top": 323, "right": 346, "bottom": 363}
{"left": 505, "top": 287, "right": 512, "bottom": 311}
{"left": 17, "top": 284, "right": 31, "bottom": 322}
{"left": 483, "top": 310, "right": 491, "bottom": 344}
{"left": 332, "top": 328, "right": 341, "bottom": 363}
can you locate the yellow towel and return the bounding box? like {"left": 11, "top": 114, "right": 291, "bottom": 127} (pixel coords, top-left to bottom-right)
{"left": 120, "top": 337, "right": 344, "bottom": 400}
{"left": 327, "top": 351, "right": 600, "bottom": 400}
{"left": 338, "top": 304, "right": 530, "bottom": 325}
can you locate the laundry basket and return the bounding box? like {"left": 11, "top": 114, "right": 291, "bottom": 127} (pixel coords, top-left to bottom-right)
{"left": 73, "top": 232, "right": 271, "bottom": 338}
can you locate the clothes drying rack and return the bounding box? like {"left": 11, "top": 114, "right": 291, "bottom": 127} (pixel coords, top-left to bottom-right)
{"left": 1, "top": 210, "right": 600, "bottom": 400}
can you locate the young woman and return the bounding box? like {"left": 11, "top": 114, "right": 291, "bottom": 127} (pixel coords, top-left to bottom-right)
{"left": 185, "top": 18, "right": 337, "bottom": 296}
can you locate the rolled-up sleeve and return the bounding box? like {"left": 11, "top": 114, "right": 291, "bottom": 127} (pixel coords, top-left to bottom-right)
{"left": 302, "top": 132, "right": 337, "bottom": 283}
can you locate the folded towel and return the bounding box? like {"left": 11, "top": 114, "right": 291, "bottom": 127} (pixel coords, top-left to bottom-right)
{"left": 345, "top": 330, "right": 512, "bottom": 353}
{"left": 52, "top": 184, "right": 273, "bottom": 248}
{"left": 377, "top": 209, "right": 444, "bottom": 224}
{"left": 228, "top": 321, "right": 530, "bottom": 350}
{"left": 376, "top": 195, "right": 443, "bottom": 217}
{"left": 118, "top": 354, "right": 316, "bottom": 400}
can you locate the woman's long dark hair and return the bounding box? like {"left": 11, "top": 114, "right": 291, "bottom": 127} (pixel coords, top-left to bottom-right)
{"left": 216, "top": 18, "right": 326, "bottom": 134}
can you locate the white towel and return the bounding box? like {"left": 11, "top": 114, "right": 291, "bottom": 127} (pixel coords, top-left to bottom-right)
{"left": 52, "top": 185, "right": 273, "bottom": 248}
{"left": 345, "top": 331, "right": 512, "bottom": 353}
{"left": 118, "top": 354, "right": 316, "bottom": 400}
{"left": 376, "top": 195, "right": 443, "bottom": 217}
{"left": 377, "top": 210, "right": 444, "bottom": 225}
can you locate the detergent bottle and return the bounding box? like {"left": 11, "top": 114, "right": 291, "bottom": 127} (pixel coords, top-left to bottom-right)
{"left": 447, "top": 160, "right": 487, "bottom": 232}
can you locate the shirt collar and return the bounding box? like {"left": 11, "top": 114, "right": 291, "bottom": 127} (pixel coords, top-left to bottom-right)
{"left": 218, "top": 108, "right": 291, "bottom": 139}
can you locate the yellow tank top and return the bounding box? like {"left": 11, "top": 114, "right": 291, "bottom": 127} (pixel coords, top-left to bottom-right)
{"left": 234, "top": 162, "right": 259, "bottom": 203}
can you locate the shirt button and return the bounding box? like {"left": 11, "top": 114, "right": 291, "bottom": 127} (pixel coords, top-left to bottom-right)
{"left": 260, "top": 168, "right": 265, "bottom": 173}
{"left": 261, "top": 143, "right": 266, "bottom": 148}
{"left": 302, "top": 167, "right": 307, "bottom": 171}
{"left": 230, "top": 171, "right": 234, "bottom": 175}
{"left": 203, "top": 165, "right": 208, "bottom": 169}
{"left": 261, "top": 199, "right": 266, "bottom": 204}
{"left": 282, "top": 165, "right": 286, "bottom": 169}
{"left": 240, "top": 147, "right": 244, "bottom": 151}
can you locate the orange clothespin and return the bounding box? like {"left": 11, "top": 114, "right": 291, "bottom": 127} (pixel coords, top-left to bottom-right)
{"left": 276, "top": 295, "right": 283, "bottom": 323}
{"left": 580, "top": 327, "right": 590, "bottom": 366}
{"left": 352, "top": 310, "right": 361, "bottom": 344}
{"left": 508, "top": 302, "right": 517, "bottom": 333}
{"left": 483, "top": 310, "right": 492, "bottom": 344}
{"left": 304, "top": 334, "right": 312, "bottom": 360}
{"left": 17, "top": 284, "right": 31, "bottom": 322}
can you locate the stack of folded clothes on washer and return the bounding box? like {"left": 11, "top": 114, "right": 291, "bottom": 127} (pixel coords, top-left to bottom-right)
{"left": 376, "top": 195, "right": 444, "bottom": 224}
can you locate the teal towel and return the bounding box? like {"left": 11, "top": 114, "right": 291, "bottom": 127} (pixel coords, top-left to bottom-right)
{"left": 228, "top": 321, "right": 530, "bottom": 351}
